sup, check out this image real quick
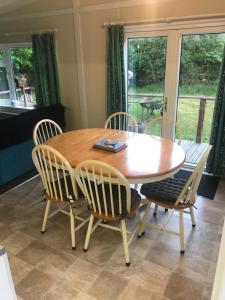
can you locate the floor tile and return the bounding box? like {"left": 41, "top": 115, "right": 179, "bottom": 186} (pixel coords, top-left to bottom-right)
{"left": 186, "top": 237, "right": 219, "bottom": 261}
{"left": 1, "top": 231, "right": 34, "bottom": 255}
{"left": 201, "top": 283, "right": 213, "bottom": 300}
{"left": 107, "top": 255, "right": 171, "bottom": 293}
{"left": 175, "top": 252, "right": 210, "bottom": 283}
{"left": 43, "top": 281, "right": 79, "bottom": 299}
{"left": 78, "top": 237, "right": 117, "bottom": 267}
{"left": 75, "top": 292, "right": 97, "bottom": 300}
{"left": 16, "top": 240, "right": 76, "bottom": 272}
{"left": 118, "top": 277, "right": 162, "bottom": 300}
{"left": 8, "top": 255, "right": 33, "bottom": 285}
{"left": 164, "top": 272, "right": 205, "bottom": 300}
{"left": 88, "top": 270, "right": 128, "bottom": 300}
{"left": 145, "top": 239, "right": 180, "bottom": 270}
{"left": 0, "top": 222, "right": 13, "bottom": 241}
{"left": 64, "top": 257, "right": 103, "bottom": 292}
{"left": 16, "top": 269, "right": 55, "bottom": 300}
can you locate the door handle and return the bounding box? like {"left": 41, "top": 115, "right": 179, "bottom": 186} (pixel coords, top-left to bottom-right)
{"left": 164, "top": 96, "right": 168, "bottom": 112}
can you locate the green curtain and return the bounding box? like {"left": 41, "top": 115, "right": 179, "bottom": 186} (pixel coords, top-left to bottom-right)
{"left": 206, "top": 45, "right": 225, "bottom": 176}
{"left": 107, "top": 25, "right": 126, "bottom": 117}
{"left": 32, "top": 33, "right": 61, "bottom": 107}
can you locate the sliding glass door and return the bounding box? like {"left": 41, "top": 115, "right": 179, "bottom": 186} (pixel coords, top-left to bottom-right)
{"left": 177, "top": 32, "right": 225, "bottom": 164}
{"left": 126, "top": 29, "right": 181, "bottom": 141}
{"left": 127, "top": 36, "right": 167, "bottom": 136}
{"left": 125, "top": 22, "right": 225, "bottom": 165}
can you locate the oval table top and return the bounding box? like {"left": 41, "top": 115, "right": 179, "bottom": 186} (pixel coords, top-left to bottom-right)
{"left": 46, "top": 128, "right": 185, "bottom": 184}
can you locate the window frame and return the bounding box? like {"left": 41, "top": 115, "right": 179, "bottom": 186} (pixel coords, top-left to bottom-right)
{"left": 0, "top": 42, "right": 33, "bottom": 108}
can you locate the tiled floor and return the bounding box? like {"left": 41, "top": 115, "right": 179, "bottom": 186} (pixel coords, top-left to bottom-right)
{"left": 0, "top": 176, "right": 224, "bottom": 300}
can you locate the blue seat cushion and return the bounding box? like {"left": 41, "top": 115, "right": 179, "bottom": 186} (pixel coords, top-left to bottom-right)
{"left": 140, "top": 177, "right": 187, "bottom": 203}
{"left": 86, "top": 182, "right": 141, "bottom": 218}
{"left": 44, "top": 176, "right": 84, "bottom": 202}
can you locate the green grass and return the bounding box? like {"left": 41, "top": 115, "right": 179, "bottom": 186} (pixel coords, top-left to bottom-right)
{"left": 129, "top": 84, "right": 163, "bottom": 94}
{"left": 177, "top": 99, "right": 214, "bottom": 142}
{"left": 179, "top": 83, "right": 218, "bottom": 97}
{"left": 128, "top": 82, "right": 218, "bottom": 96}
{"left": 128, "top": 84, "right": 216, "bottom": 142}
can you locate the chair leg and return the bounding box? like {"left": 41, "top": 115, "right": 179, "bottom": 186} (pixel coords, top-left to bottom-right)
{"left": 190, "top": 206, "right": 196, "bottom": 227}
{"left": 84, "top": 214, "right": 94, "bottom": 251}
{"left": 121, "top": 219, "right": 130, "bottom": 266}
{"left": 41, "top": 200, "right": 51, "bottom": 233}
{"left": 138, "top": 202, "right": 151, "bottom": 237}
{"left": 153, "top": 204, "right": 158, "bottom": 216}
{"left": 70, "top": 205, "right": 76, "bottom": 249}
{"left": 179, "top": 210, "right": 185, "bottom": 254}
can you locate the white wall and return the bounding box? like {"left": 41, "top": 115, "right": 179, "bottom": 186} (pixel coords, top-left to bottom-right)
{"left": 1, "top": 0, "right": 225, "bottom": 129}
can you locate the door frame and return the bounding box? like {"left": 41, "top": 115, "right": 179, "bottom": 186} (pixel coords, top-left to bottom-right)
{"left": 124, "top": 19, "right": 225, "bottom": 143}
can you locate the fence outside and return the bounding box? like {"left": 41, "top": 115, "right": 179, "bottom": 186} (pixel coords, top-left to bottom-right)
{"left": 128, "top": 93, "right": 215, "bottom": 143}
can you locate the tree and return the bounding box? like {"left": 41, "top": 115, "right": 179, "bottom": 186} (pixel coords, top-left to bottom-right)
{"left": 128, "top": 37, "right": 166, "bottom": 87}
{"left": 128, "top": 34, "right": 225, "bottom": 90}
{"left": 180, "top": 34, "right": 225, "bottom": 85}
{"left": 10, "top": 47, "right": 34, "bottom": 85}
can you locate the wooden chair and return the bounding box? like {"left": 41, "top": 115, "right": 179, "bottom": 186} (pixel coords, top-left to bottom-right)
{"left": 104, "top": 112, "right": 138, "bottom": 133}
{"left": 33, "top": 119, "right": 63, "bottom": 145}
{"left": 138, "top": 144, "right": 212, "bottom": 253}
{"left": 74, "top": 160, "right": 142, "bottom": 266}
{"left": 32, "top": 144, "right": 89, "bottom": 249}
{"left": 144, "top": 116, "right": 182, "bottom": 145}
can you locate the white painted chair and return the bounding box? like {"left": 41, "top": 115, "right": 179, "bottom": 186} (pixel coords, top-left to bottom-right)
{"left": 144, "top": 116, "right": 182, "bottom": 145}
{"left": 32, "top": 144, "right": 89, "bottom": 249}
{"left": 74, "top": 160, "right": 142, "bottom": 266}
{"left": 138, "top": 144, "right": 212, "bottom": 253}
{"left": 104, "top": 112, "right": 138, "bottom": 133}
{"left": 145, "top": 116, "right": 182, "bottom": 215}
{"left": 33, "top": 119, "right": 63, "bottom": 145}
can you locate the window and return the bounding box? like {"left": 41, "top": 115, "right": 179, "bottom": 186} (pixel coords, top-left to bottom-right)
{"left": 0, "top": 43, "right": 36, "bottom": 108}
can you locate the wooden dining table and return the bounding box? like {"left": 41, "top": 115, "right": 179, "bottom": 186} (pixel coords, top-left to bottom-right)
{"left": 45, "top": 128, "right": 185, "bottom": 184}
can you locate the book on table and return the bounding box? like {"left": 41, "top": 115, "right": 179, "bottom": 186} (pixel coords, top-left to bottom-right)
{"left": 93, "top": 139, "right": 127, "bottom": 152}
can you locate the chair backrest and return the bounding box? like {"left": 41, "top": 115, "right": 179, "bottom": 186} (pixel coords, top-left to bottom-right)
{"left": 32, "top": 144, "right": 78, "bottom": 202}
{"left": 175, "top": 144, "right": 212, "bottom": 206}
{"left": 33, "top": 119, "right": 63, "bottom": 145}
{"left": 144, "top": 116, "right": 182, "bottom": 145}
{"left": 75, "top": 160, "right": 131, "bottom": 219}
{"left": 104, "top": 112, "right": 138, "bottom": 133}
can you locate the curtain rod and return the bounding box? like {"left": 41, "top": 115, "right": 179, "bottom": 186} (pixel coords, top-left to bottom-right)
{"left": 102, "top": 13, "right": 225, "bottom": 27}
{"left": 0, "top": 28, "right": 58, "bottom": 37}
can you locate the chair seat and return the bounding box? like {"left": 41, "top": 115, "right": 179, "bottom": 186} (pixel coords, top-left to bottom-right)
{"left": 89, "top": 183, "right": 141, "bottom": 218}
{"left": 140, "top": 177, "right": 187, "bottom": 206}
{"left": 45, "top": 176, "right": 83, "bottom": 202}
